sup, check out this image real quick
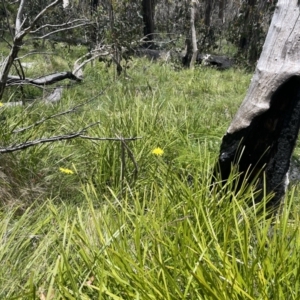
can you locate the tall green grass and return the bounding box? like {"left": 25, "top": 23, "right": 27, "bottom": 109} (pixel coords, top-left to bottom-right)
{"left": 1, "top": 55, "right": 300, "bottom": 299}
{"left": 1, "top": 160, "right": 300, "bottom": 299}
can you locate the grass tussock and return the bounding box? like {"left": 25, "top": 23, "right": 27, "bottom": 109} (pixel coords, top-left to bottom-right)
{"left": 0, "top": 51, "right": 300, "bottom": 299}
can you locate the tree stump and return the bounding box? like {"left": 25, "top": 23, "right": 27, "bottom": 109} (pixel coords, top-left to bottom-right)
{"left": 214, "top": 0, "right": 300, "bottom": 210}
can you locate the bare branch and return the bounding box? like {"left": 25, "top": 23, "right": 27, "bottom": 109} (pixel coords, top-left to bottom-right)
{"left": 15, "top": 0, "right": 25, "bottom": 35}
{"left": 0, "top": 133, "right": 81, "bottom": 153}
{"left": 73, "top": 46, "right": 111, "bottom": 64}
{"left": 79, "top": 136, "right": 142, "bottom": 141}
{"left": 29, "top": 19, "right": 90, "bottom": 34}
{"left": 32, "top": 22, "right": 91, "bottom": 39}
{"left": 21, "top": 0, "right": 62, "bottom": 37}
{"left": 0, "top": 133, "right": 141, "bottom": 154}
{"left": 15, "top": 52, "right": 55, "bottom": 60}
{"left": 0, "top": 0, "right": 64, "bottom": 99}
{"left": 7, "top": 72, "right": 82, "bottom": 86}
{"left": 73, "top": 52, "right": 110, "bottom": 77}
{"left": 0, "top": 122, "right": 101, "bottom": 153}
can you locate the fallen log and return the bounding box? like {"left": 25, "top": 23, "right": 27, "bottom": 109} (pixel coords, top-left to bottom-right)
{"left": 132, "top": 48, "right": 234, "bottom": 69}
{"left": 197, "top": 54, "right": 234, "bottom": 70}
{"left": 6, "top": 72, "right": 82, "bottom": 86}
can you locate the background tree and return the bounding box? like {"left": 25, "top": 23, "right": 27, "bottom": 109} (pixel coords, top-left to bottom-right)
{"left": 204, "top": 0, "right": 213, "bottom": 27}
{"left": 218, "top": 0, "right": 226, "bottom": 23}
{"left": 227, "top": 0, "right": 275, "bottom": 66}
{"left": 142, "top": 0, "right": 156, "bottom": 48}
{"left": 183, "top": 0, "right": 199, "bottom": 67}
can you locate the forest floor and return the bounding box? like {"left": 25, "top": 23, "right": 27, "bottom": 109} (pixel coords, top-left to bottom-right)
{"left": 1, "top": 46, "right": 300, "bottom": 299}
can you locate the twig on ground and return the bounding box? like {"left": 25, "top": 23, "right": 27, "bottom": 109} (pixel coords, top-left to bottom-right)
{"left": 0, "top": 122, "right": 101, "bottom": 153}
{"left": 79, "top": 136, "right": 142, "bottom": 141}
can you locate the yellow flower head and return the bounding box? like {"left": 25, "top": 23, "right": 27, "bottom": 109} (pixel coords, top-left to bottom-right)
{"left": 0, "top": 102, "right": 3, "bottom": 107}
{"left": 59, "top": 167, "right": 74, "bottom": 175}
{"left": 152, "top": 147, "right": 164, "bottom": 156}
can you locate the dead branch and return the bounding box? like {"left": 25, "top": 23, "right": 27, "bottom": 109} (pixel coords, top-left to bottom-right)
{"left": 0, "top": 0, "right": 65, "bottom": 100}
{"left": 15, "top": 0, "right": 26, "bottom": 35}
{"left": 15, "top": 52, "right": 55, "bottom": 60}
{"left": 32, "top": 21, "right": 91, "bottom": 39}
{"left": 21, "top": 0, "right": 62, "bottom": 37}
{"left": 7, "top": 72, "right": 82, "bottom": 86}
{"left": 73, "top": 52, "right": 110, "bottom": 77}
{"left": 79, "top": 136, "right": 142, "bottom": 141}
{"left": 0, "top": 122, "right": 100, "bottom": 153}
{"left": 29, "top": 19, "right": 90, "bottom": 34}
{"left": 0, "top": 133, "right": 141, "bottom": 154}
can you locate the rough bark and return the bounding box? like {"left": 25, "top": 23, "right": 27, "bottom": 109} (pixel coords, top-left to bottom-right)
{"left": 214, "top": 0, "right": 300, "bottom": 210}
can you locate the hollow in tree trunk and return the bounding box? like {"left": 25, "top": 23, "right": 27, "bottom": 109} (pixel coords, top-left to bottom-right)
{"left": 214, "top": 0, "right": 300, "bottom": 212}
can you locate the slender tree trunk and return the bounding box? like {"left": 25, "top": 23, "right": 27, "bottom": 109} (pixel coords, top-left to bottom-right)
{"left": 0, "top": 39, "right": 23, "bottom": 99}
{"left": 90, "top": 0, "right": 99, "bottom": 15}
{"left": 107, "top": 0, "right": 122, "bottom": 76}
{"left": 204, "top": 0, "right": 212, "bottom": 27}
{"left": 214, "top": 0, "right": 300, "bottom": 211}
{"left": 142, "top": 0, "right": 155, "bottom": 48}
{"left": 189, "top": 0, "right": 198, "bottom": 68}
{"left": 183, "top": 0, "right": 198, "bottom": 67}
{"left": 238, "top": 0, "right": 257, "bottom": 62}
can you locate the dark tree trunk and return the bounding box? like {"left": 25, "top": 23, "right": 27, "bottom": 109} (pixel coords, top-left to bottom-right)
{"left": 90, "top": 0, "right": 99, "bottom": 15}
{"left": 238, "top": 0, "right": 259, "bottom": 63}
{"left": 142, "top": 0, "right": 155, "bottom": 49}
{"left": 204, "top": 0, "right": 213, "bottom": 27}
{"left": 214, "top": 0, "right": 300, "bottom": 212}
{"left": 0, "top": 40, "right": 23, "bottom": 99}
{"left": 218, "top": 0, "right": 226, "bottom": 23}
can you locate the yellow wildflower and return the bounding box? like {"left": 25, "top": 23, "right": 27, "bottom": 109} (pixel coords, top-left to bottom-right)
{"left": 0, "top": 102, "right": 3, "bottom": 107}
{"left": 59, "top": 167, "right": 74, "bottom": 175}
{"left": 152, "top": 147, "right": 164, "bottom": 156}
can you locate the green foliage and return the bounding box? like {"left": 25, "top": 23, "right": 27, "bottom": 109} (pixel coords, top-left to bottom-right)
{"left": 1, "top": 55, "right": 300, "bottom": 299}
{"left": 1, "top": 164, "right": 300, "bottom": 299}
